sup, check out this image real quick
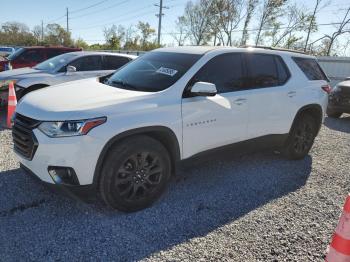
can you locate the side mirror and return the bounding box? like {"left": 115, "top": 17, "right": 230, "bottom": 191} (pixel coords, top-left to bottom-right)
{"left": 190, "top": 82, "right": 217, "bottom": 97}
{"left": 66, "top": 65, "right": 77, "bottom": 73}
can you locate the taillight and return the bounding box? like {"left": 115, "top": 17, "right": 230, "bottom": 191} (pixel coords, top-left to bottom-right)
{"left": 321, "top": 84, "right": 332, "bottom": 94}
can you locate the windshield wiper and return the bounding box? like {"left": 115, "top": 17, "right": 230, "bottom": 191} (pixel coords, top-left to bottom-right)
{"left": 109, "top": 80, "right": 139, "bottom": 91}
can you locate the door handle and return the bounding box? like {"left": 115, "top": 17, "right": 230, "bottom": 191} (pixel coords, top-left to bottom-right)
{"left": 287, "top": 91, "right": 297, "bottom": 98}
{"left": 233, "top": 98, "right": 247, "bottom": 105}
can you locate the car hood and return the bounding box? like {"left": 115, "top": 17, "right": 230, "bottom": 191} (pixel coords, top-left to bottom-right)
{"left": 0, "top": 67, "right": 52, "bottom": 80}
{"left": 16, "top": 78, "right": 160, "bottom": 121}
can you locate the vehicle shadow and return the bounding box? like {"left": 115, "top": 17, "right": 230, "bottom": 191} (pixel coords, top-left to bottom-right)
{"left": 0, "top": 148, "right": 312, "bottom": 261}
{"left": 324, "top": 115, "right": 350, "bottom": 133}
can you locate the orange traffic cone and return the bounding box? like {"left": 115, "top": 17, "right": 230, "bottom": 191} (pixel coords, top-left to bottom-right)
{"left": 7, "top": 81, "right": 17, "bottom": 128}
{"left": 326, "top": 194, "right": 350, "bottom": 262}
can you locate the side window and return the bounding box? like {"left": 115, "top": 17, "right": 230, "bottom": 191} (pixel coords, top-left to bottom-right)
{"left": 190, "top": 53, "right": 245, "bottom": 93}
{"left": 246, "top": 54, "right": 279, "bottom": 88}
{"left": 275, "top": 56, "right": 290, "bottom": 84}
{"left": 20, "top": 50, "right": 44, "bottom": 62}
{"left": 292, "top": 57, "right": 328, "bottom": 81}
{"left": 103, "top": 56, "right": 130, "bottom": 70}
{"left": 47, "top": 50, "right": 64, "bottom": 59}
{"left": 69, "top": 56, "right": 103, "bottom": 71}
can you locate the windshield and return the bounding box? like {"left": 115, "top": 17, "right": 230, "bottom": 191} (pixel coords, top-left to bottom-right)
{"left": 34, "top": 52, "right": 79, "bottom": 72}
{"left": 107, "top": 51, "right": 202, "bottom": 92}
{"left": 7, "top": 47, "right": 24, "bottom": 60}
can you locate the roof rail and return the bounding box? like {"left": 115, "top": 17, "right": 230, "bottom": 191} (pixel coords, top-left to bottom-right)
{"left": 241, "top": 45, "right": 306, "bottom": 55}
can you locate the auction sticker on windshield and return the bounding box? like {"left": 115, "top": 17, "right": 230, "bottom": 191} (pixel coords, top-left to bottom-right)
{"left": 156, "top": 67, "right": 178, "bottom": 77}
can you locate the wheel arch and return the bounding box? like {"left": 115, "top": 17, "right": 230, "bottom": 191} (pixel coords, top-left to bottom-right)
{"left": 93, "top": 126, "right": 181, "bottom": 188}
{"left": 290, "top": 104, "right": 323, "bottom": 135}
{"left": 19, "top": 83, "right": 50, "bottom": 99}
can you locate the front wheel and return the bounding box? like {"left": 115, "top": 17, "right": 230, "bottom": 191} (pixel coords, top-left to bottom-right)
{"left": 99, "top": 135, "right": 171, "bottom": 212}
{"left": 284, "top": 114, "right": 317, "bottom": 160}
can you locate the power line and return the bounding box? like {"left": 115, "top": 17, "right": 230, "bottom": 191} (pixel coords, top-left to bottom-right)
{"left": 69, "top": 0, "right": 110, "bottom": 14}
{"left": 70, "top": 0, "right": 130, "bottom": 20}
{"left": 72, "top": 6, "right": 155, "bottom": 30}
{"left": 66, "top": 7, "right": 69, "bottom": 32}
{"left": 46, "top": 14, "right": 66, "bottom": 24}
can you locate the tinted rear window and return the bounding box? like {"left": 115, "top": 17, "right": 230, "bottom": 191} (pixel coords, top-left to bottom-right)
{"left": 103, "top": 56, "right": 130, "bottom": 70}
{"left": 292, "top": 57, "right": 328, "bottom": 81}
{"left": 70, "top": 55, "right": 103, "bottom": 71}
{"left": 245, "top": 54, "right": 290, "bottom": 88}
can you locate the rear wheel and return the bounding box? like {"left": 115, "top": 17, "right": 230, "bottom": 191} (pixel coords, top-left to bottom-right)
{"left": 327, "top": 108, "right": 342, "bottom": 118}
{"left": 99, "top": 135, "right": 171, "bottom": 212}
{"left": 284, "top": 114, "right": 317, "bottom": 160}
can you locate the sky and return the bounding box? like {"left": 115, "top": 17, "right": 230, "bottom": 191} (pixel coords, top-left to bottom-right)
{"left": 1, "top": 0, "right": 349, "bottom": 49}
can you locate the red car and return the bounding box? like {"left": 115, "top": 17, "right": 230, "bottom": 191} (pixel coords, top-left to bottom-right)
{"left": 0, "top": 46, "right": 82, "bottom": 72}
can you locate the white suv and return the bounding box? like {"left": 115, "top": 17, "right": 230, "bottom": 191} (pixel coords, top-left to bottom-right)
{"left": 13, "top": 46, "right": 329, "bottom": 212}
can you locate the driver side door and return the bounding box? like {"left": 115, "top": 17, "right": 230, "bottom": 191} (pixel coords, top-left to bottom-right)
{"left": 63, "top": 55, "right": 105, "bottom": 81}
{"left": 181, "top": 53, "right": 250, "bottom": 159}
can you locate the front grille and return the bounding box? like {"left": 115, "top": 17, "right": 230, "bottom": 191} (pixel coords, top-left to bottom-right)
{"left": 12, "top": 114, "right": 40, "bottom": 160}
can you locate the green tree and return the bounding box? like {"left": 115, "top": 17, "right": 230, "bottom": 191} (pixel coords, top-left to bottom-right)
{"left": 255, "top": 0, "right": 288, "bottom": 45}
{"left": 44, "top": 23, "right": 73, "bottom": 46}
{"left": 137, "top": 21, "right": 156, "bottom": 48}
{"left": 0, "top": 22, "right": 36, "bottom": 46}
{"left": 75, "top": 38, "right": 89, "bottom": 49}
{"left": 103, "top": 25, "right": 125, "bottom": 50}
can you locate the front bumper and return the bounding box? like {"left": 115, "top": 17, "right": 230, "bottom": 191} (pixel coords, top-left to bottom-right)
{"left": 328, "top": 94, "right": 350, "bottom": 113}
{"left": 21, "top": 164, "right": 96, "bottom": 202}
{"left": 15, "top": 126, "right": 105, "bottom": 185}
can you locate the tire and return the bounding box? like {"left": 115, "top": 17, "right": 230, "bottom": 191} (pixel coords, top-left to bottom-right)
{"left": 327, "top": 108, "right": 342, "bottom": 118}
{"left": 284, "top": 114, "right": 317, "bottom": 160}
{"left": 99, "top": 135, "right": 171, "bottom": 212}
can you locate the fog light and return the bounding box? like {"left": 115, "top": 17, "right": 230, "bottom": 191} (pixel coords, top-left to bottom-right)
{"left": 48, "top": 166, "right": 79, "bottom": 186}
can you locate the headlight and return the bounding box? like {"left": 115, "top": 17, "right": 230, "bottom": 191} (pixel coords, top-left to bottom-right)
{"left": 38, "top": 117, "right": 106, "bottom": 137}
{"left": 332, "top": 85, "right": 340, "bottom": 92}
{"left": 0, "top": 79, "right": 16, "bottom": 91}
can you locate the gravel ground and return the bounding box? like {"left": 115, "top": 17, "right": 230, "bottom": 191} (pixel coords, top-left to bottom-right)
{"left": 0, "top": 113, "right": 349, "bottom": 261}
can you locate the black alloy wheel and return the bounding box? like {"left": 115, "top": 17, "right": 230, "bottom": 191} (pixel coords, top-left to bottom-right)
{"left": 113, "top": 152, "right": 163, "bottom": 201}
{"left": 99, "top": 135, "right": 171, "bottom": 212}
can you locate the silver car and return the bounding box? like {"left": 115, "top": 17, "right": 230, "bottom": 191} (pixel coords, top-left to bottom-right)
{"left": 0, "top": 51, "right": 136, "bottom": 101}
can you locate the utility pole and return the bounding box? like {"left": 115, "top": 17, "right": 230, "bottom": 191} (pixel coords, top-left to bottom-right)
{"left": 41, "top": 20, "right": 44, "bottom": 42}
{"left": 155, "top": 0, "right": 169, "bottom": 45}
{"left": 66, "top": 7, "right": 69, "bottom": 33}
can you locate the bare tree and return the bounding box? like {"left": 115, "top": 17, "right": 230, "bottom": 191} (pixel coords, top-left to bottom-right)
{"left": 32, "top": 25, "right": 42, "bottom": 44}
{"left": 304, "top": 0, "right": 329, "bottom": 52}
{"left": 171, "top": 16, "right": 188, "bottom": 46}
{"left": 323, "top": 7, "right": 350, "bottom": 55}
{"left": 103, "top": 25, "right": 126, "bottom": 49}
{"left": 183, "top": 0, "right": 213, "bottom": 45}
{"left": 240, "top": 0, "right": 259, "bottom": 46}
{"left": 254, "top": 0, "right": 287, "bottom": 45}
{"left": 268, "top": 4, "right": 309, "bottom": 48}
{"left": 210, "top": 0, "right": 245, "bottom": 46}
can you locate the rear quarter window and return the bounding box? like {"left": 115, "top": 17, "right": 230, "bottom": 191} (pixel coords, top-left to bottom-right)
{"left": 245, "top": 53, "right": 290, "bottom": 88}
{"left": 292, "top": 57, "right": 328, "bottom": 81}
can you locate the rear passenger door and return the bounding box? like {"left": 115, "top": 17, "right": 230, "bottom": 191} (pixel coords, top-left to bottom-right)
{"left": 242, "top": 53, "right": 294, "bottom": 139}
{"left": 102, "top": 55, "right": 131, "bottom": 75}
